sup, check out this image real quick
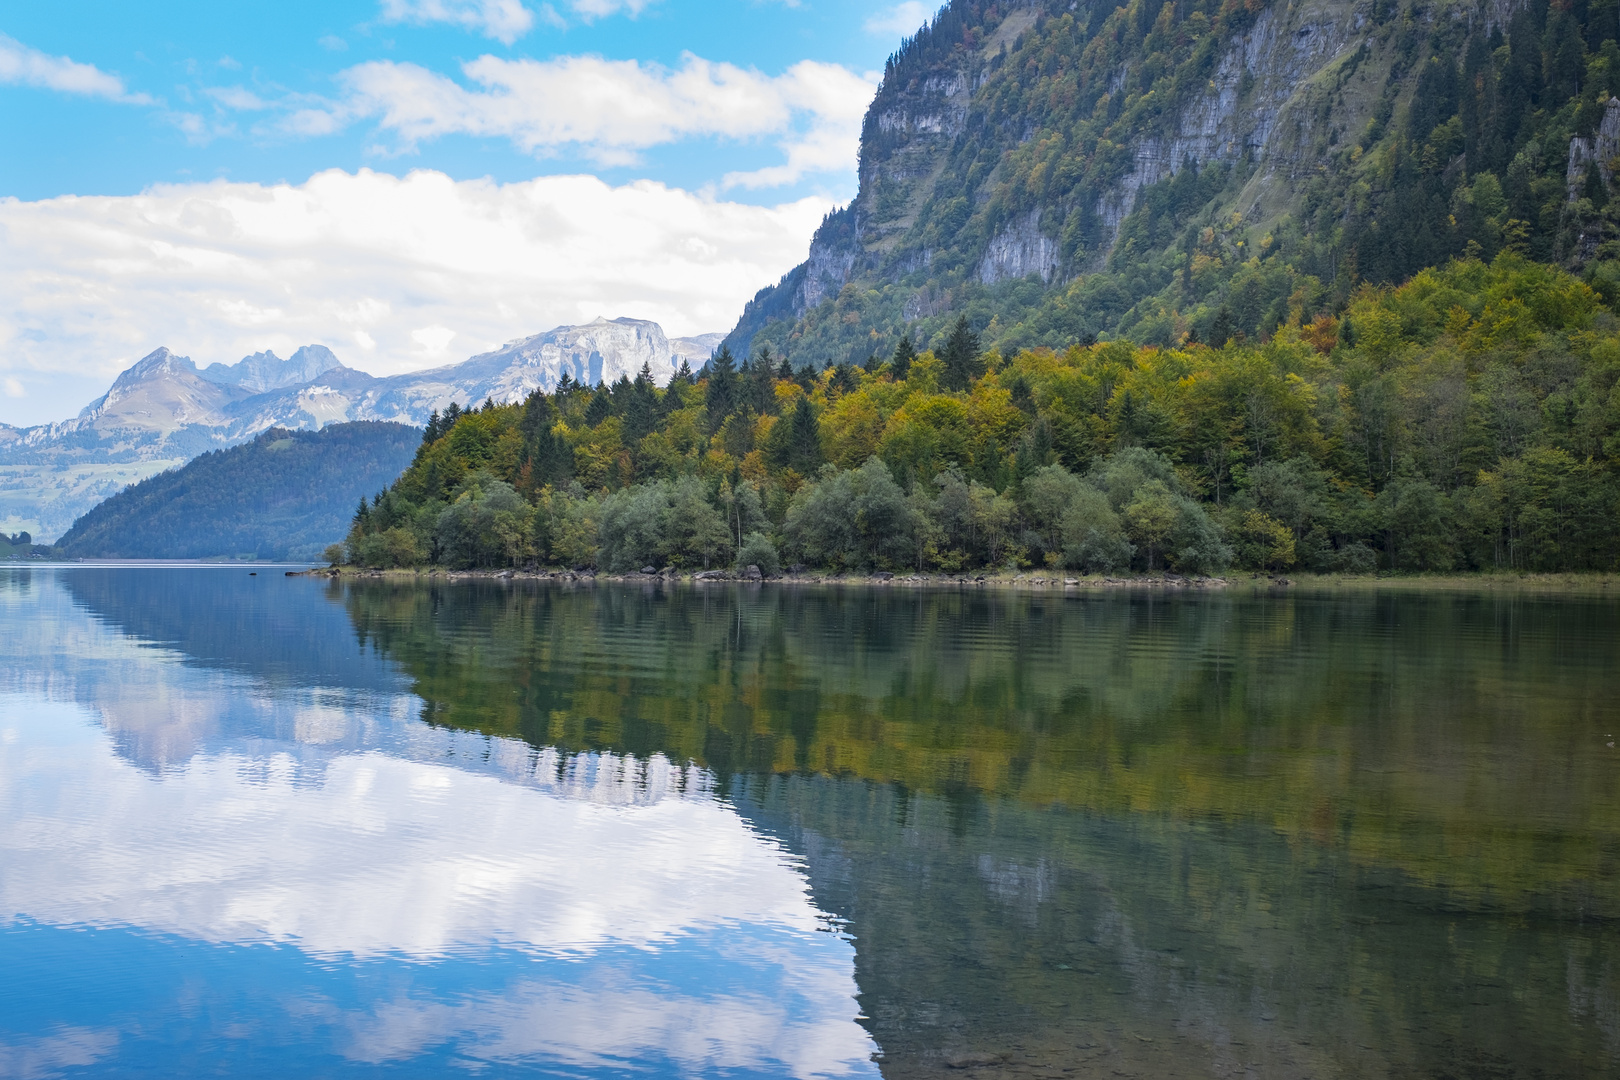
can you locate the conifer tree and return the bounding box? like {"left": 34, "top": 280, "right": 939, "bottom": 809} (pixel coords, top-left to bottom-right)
{"left": 625, "top": 363, "right": 657, "bottom": 439}
{"left": 891, "top": 333, "right": 917, "bottom": 380}
{"left": 706, "top": 345, "right": 738, "bottom": 432}
{"left": 585, "top": 386, "right": 612, "bottom": 427}
{"left": 749, "top": 348, "right": 779, "bottom": 413}
{"left": 787, "top": 396, "right": 822, "bottom": 473}
{"left": 940, "top": 317, "right": 981, "bottom": 391}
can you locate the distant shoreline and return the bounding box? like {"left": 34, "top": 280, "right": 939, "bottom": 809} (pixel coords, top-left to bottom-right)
{"left": 298, "top": 567, "right": 1620, "bottom": 595}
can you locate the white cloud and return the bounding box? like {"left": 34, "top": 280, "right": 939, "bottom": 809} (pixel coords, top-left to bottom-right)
{"left": 569, "top": 0, "right": 659, "bottom": 19}
{"left": 319, "top": 34, "right": 350, "bottom": 51}
{"left": 411, "top": 324, "right": 457, "bottom": 355}
{"left": 379, "top": 0, "right": 537, "bottom": 43}
{"left": 205, "top": 85, "right": 268, "bottom": 110}
{"left": 0, "top": 33, "right": 151, "bottom": 104}
{"left": 864, "top": 1, "right": 931, "bottom": 38}
{"left": 0, "top": 169, "right": 833, "bottom": 424}
{"left": 315, "top": 51, "right": 875, "bottom": 184}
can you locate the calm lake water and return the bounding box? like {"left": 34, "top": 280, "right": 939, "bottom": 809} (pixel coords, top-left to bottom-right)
{"left": 2, "top": 568, "right": 1618, "bottom": 1078}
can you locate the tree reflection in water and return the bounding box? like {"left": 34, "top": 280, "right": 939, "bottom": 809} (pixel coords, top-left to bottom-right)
{"left": 335, "top": 579, "right": 1620, "bottom": 1079}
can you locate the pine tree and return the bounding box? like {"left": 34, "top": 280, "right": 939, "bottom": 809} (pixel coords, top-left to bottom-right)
{"left": 787, "top": 396, "right": 823, "bottom": 474}
{"left": 519, "top": 390, "right": 555, "bottom": 452}
{"left": 891, "top": 333, "right": 917, "bottom": 380}
{"left": 940, "top": 317, "right": 981, "bottom": 391}
{"left": 626, "top": 363, "right": 657, "bottom": 439}
{"left": 749, "top": 348, "right": 778, "bottom": 412}
{"left": 585, "top": 386, "right": 612, "bottom": 427}
{"left": 839, "top": 362, "right": 862, "bottom": 394}
{"left": 706, "top": 345, "right": 738, "bottom": 432}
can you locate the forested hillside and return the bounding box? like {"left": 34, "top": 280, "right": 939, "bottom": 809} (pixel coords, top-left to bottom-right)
{"left": 726, "top": 0, "right": 1620, "bottom": 366}
{"left": 343, "top": 257, "right": 1620, "bottom": 575}
{"left": 57, "top": 422, "right": 420, "bottom": 561}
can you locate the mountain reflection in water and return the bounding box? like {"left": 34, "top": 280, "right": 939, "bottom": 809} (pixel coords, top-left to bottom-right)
{"left": 2, "top": 567, "right": 1618, "bottom": 1078}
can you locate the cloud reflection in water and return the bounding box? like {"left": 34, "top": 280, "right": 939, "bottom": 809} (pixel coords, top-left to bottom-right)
{"left": 0, "top": 572, "right": 877, "bottom": 1077}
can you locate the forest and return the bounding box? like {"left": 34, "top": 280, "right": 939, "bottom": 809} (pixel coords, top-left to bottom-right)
{"left": 343, "top": 255, "right": 1619, "bottom": 575}
{"left": 58, "top": 422, "right": 421, "bottom": 561}
{"left": 732, "top": 0, "right": 1620, "bottom": 369}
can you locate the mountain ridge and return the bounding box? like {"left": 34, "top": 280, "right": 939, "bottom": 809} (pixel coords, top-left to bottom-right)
{"left": 52, "top": 422, "right": 423, "bottom": 561}
{"left": 724, "top": 0, "right": 1620, "bottom": 364}
{"left": 1, "top": 316, "right": 724, "bottom": 541}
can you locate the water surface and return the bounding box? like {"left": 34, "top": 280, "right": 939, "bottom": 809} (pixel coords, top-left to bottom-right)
{"left": 2, "top": 569, "right": 1617, "bottom": 1077}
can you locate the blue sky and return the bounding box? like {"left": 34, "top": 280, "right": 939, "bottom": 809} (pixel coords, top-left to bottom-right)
{"left": 0, "top": 0, "right": 933, "bottom": 425}
{"left": 1, "top": 0, "right": 926, "bottom": 203}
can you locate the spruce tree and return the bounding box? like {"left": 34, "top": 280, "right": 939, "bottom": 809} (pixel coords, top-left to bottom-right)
{"left": 891, "top": 333, "right": 917, "bottom": 380}
{"left": 585, "top": 386, "right": 612, "bottom": 427}
{"left": 940, "top": 317, "right": 981, "bottom": 391}
{"left": 706, "top": 345, "right": 738, "bottom": 432}
{"left": 626, "top": 363, "right": 657, "bottom": 439}
{"left": 749, "top": 348, "right": 778, "bottom": 412}
{"left": 787, "top": 396, "right": 823, "bottom": 474}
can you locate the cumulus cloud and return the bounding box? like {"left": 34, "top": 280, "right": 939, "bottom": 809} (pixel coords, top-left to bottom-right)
{"left": 0, "top": 33, "right": 151, "bottom": 103}
{"left": 0, "top": 169, "right": 832, "bottom": 424}
{"left": 379, "top": 0, "right": 536, "bottom": 43}
{"left": 864, "top": 1, "right": 932, "bottom": 38}
{"left": 305, "top": 51, "right": 875, "bottom": 183}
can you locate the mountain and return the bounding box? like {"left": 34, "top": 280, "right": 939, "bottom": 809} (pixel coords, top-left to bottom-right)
{"left": 0, "top": 317, "right": 722, "bottom": 541}
{"left": 725, "top": 0, "right": 1620, "bottom": 363}
{"left": 77, "top": 347, "right": 246, "bottom": 435}
{"left": 52, "top": 422, "right": 422, "bottom": 562}
{"left": 199, "top": 345, "right": 343, "bottom": 393}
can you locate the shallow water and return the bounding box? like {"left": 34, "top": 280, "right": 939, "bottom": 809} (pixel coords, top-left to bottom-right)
{"left": 2, "top": 568, "right": 1617, "bottom": 1077}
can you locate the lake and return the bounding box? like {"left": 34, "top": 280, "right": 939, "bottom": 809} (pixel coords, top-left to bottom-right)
{"left": 2, "top": 568, "right": 1617, "bottom": 1078}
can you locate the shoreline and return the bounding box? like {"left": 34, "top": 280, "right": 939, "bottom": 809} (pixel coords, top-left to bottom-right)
{"left": 299, "top": 566, "right": 1620, "bottom": 595}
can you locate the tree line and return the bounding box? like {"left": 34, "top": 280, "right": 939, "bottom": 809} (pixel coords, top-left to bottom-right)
{"left": 342, "top": 255, "right": 1620, "bottom": 575}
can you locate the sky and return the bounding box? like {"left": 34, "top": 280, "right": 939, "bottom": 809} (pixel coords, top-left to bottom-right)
{"left": 0, "top": 0, "right": 935, "bottom": 426}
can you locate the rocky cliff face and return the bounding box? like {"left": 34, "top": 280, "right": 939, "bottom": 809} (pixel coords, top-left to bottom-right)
{"left": 200, "top": 345, "right": 343, "bottom": 394}
{"left": 79, "top": 348, "right": 244, "bottom": 433}
{"left": 726, "top": 0, "right": 1611, "bottom": 365}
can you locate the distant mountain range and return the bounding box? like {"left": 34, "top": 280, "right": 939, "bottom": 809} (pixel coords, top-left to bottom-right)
{"left": 0, "top": 318, "right": 723, "bottom": 541}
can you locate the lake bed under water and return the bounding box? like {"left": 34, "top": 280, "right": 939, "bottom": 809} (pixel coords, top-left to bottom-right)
{"left": 1, "top": 568, "right": 1617, "bottom": 1077}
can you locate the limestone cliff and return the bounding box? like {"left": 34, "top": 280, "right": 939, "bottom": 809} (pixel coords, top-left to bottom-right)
{"left": 727, "top": 0, "right": 1618, "bottom": 364}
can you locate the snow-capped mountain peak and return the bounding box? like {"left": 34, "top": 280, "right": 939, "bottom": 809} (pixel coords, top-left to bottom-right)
{"left": 3, "top": 318, "right": 725, "bottom": 541}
